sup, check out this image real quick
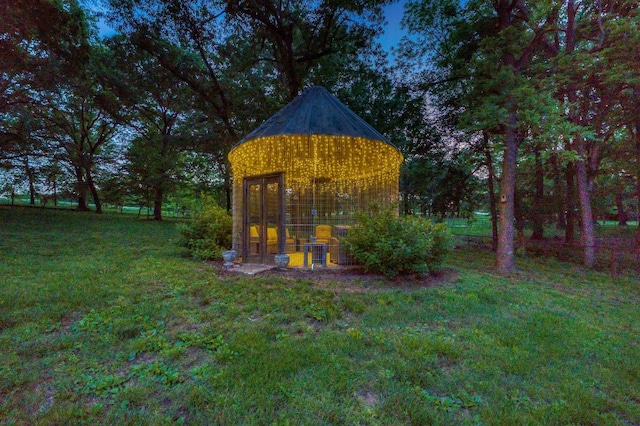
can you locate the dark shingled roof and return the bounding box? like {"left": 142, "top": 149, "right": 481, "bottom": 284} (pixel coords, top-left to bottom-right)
{"left": 236, "top": 86, "right": 394, "bottom": 147}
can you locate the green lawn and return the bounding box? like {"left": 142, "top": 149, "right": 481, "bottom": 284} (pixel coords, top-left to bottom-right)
{"left": 444, "top": 214, "right": 639, "bottom": 237}
{"left": 1, "top": 206, "right": 639, "bottom": 425}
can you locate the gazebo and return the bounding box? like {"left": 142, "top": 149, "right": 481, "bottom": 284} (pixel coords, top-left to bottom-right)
{"left": 228, "top": 86, "right": 403, "bottom": 266}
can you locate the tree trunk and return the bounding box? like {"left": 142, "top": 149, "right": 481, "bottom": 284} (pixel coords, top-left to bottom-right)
{"left": 28, "top": 171, "right": 36, "bottom": 206}
{"left": 616, "top": 192, "right": 627, "bottom": 226}
{"left": 153, "top": 187, "right": 163, "bottom": 221}
{"left": 24, "top": 159, "right": 36, "bottom": 205}
{"left": 53, "top": 179, "right": 58, "bottom": 207}
{"left": 531, "top": 146, "right": 545, "bottom": 240}
{"left": 564, "top": 0, "right": 595, "bottom": 266}
{"left": 153, "top": 133, "right": 170, "bottom": 221}
{"left": 575, "top": 134, "right": 596, "bottom": 267}
{"left": 493, "top": 0, "right": 530, "bottom": 274}
{"left": 86, "top": 168, "right": 102, "bottom": 214}
{"left": 75, "top": 167, "right": 89, "bottom": 211}
{"left": 496, "top": 111, "right": 519, "bottom": 274}
{"left": 77, "top": 196, "right": 88, "bottom": 211}
{"left": 565, "top": 163, "right": 576, "bottom": 245}
{"left": 403, "top": 193, "right": 411, "bottom": 216}
{"left": 551, "top": 153, "right": 565, "bottom": 230}
{"left": 483, "top": 131, "right": 498, "bottom": 251}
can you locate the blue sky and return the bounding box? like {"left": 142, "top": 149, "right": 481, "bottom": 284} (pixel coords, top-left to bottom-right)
{"left": 379, "top": 1, "right": 407, "bottom": 52}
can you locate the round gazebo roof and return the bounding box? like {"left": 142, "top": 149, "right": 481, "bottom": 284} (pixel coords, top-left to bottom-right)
{"left": 229, "top": 86, "right": 403, "bottom": 184}
{"left": 235, "top": 86, "right": 396, "bottom": 148}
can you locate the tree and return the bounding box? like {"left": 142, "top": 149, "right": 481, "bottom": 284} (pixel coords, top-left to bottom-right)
{"left": 316, "top": 62, "right": 448, "bottom": 218}
{"left": 41, "top": 74, "right": 120, "bottom": 213}
{"left": 401, "top": 0, "right": 561, "bottom": 274}
{"left": 547, "top": 1, "right": 640, "bottom": 265}
{"left": 103, "top": 0, "right": 391, "bottom": 210}
{"left": 402, "top": 0, "right": 640, "bottom": 270}
{"left": 591, "top": 1, "right": 640, "bottom": 254}
{"left": 1, "top": 0, "right": 92, "bottom": 198}
{"left": 223, "top": 0, "right": 388, "bottom": 100}
{"left": 27, "top": 35, "right": 134, "bottom": 214}
{"left": 0, "top": 0, "right": 90, "bottom": 110}
{"left": 106, "top": 36, "right": 194, "bottom": 220}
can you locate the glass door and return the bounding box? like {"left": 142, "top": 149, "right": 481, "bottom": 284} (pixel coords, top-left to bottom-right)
{"left": 243, "top": 174, "right": 284, "bottom": 263}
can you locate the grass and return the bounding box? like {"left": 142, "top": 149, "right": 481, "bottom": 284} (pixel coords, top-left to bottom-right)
{"left": 0, "top": 197, "right": 190, "bottom": 218}
{"left": 1, "top": 206, "right": 639, "bottom": 425}
{"left": 444, "top": 214, "right": 639, "bottom": 238}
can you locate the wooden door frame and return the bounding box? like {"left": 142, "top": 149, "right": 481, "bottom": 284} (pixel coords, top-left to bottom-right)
{"left": 242, "top": 173, "right": 285, "bottom": 263}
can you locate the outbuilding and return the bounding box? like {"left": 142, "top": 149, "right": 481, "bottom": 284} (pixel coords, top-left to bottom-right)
{"left": 228, "top": 86, "right": 403, "bottom": 266}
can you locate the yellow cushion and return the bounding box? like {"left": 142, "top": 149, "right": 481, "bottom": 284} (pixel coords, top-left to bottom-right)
{"left": 267, "top": 227, "right": 277, "bottom": 241}
{"left": 315, "top": 225, "right": 332, "bottom": 240}
{"left": 250, "top": 226, "right": 259, "bottom": 238}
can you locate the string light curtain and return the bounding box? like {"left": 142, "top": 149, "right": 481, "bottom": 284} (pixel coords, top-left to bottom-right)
{"left": 228, "top": 86, "right": 403, "bottom": 266}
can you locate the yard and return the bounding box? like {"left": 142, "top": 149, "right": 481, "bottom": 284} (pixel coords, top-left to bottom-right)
{"left": 0, "top": 206, "right": 638, "bottom": 425}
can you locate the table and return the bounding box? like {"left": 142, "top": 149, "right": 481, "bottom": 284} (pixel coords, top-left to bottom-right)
{"left": 303, "top": 242, "right": 327, "bottom": 267}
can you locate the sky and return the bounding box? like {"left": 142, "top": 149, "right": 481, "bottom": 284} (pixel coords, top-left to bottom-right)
{"left": 379, "top": 1, "right": 408, "bottom": 53}
{"left": 96, "top": 19, "right": 115, "bottom": 38}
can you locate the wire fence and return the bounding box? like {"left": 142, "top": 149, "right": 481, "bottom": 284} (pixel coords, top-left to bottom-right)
{"left": 453, "top": 234, "right": 640, "bottom": 276}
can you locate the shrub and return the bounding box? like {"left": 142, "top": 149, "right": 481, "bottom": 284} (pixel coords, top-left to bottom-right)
{"left": 178, "top": 197, "right": 232, "bottom": 260}
{"left": 343, "top": 205, "right": 452, "bottom": 278}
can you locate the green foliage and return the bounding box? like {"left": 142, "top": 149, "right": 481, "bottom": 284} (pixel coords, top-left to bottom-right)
{"left": 345, "top": 204, "right": 452, "bottom": 278}
{"left": 178, "top": 197, "right": 232, "bottom": 260}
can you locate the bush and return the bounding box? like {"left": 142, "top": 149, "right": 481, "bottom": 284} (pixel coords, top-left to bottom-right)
{"left": 344, "top": 205, "right": 452, "bottom": 278}
{"left": 178, "top": 197, "right": 232, "bottom": 260}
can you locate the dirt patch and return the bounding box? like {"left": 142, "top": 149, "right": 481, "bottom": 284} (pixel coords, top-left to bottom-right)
{"left": 209, "top": 260, "right": 458, "bottom": 292}
{"left": 355, "top": 390, "right": 380, "bottom": 407}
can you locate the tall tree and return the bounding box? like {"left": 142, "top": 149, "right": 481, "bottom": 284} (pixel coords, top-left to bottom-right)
{"left": 43, "top": 86, "right": 119, "bottom": 212}
{"left": 591, "top": 1, "right": 640, "bottom": 254}
{"left": 548, "top": 1, "right": 640, "bottom": 265}
{"left": 401, "top": 0, "right": 561, "bottom": 274}
{"left": 103, "top": 0, "right": 391, "bottom": 209}
{"left": 37, "top": 40, "right": 125, "bottom": 213}
{"left": 107, "top": 36, "right": 193, "bottom": 220}
{"left": 224, "top": 0, "right": 388, "bottom": 100}
{"left": 1, "top": 0, "right": 91, "bottom": 180}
